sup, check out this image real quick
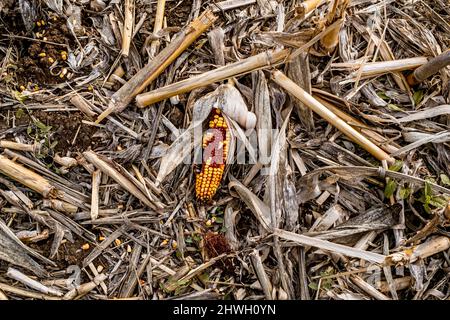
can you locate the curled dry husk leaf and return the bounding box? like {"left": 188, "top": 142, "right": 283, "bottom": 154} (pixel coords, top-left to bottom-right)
{"left": 228, "top": 178, "right": 272, "bottom": 232}
{"left": 156, "top": 84, "right": 253, "bottom": 184}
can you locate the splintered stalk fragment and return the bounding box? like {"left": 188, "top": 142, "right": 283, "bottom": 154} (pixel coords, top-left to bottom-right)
{"left": 0, "top": 140, "right": 40, "bottom": 153}
{"left": 0, "top": 155, "right": 58, "bottom": 198}
{"left": 299, "top": 0, "right": 325, "bottom": 15}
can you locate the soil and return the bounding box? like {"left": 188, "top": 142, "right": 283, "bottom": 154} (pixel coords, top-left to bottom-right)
{"left": 166, "top": 1, "right": 193, "bottom": 28}
{"left": 32, "top": 110, "right": 100, "bottom": 154}
{"left": 0, "top": 8, "right": 75, "bottom": 90}
{"left": 0, "top": 111, "right": 31, "bottom": 132}
{"left": 17, "top": 16, "right": 74, "bottom": 87}
{"left": 30, "top": 237, "right": 91, "bottom": 270}
{"left": 0, "top": 109, "right": 100, "bottom": 155}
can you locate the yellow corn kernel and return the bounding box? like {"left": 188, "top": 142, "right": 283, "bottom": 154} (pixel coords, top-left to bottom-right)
{"left": 114, "top": 239, "right": 122, "bottom": 246}
{"left": 81, "top": 243, "right": 90, "bottom": 250}
{"left": 48, "top": 57, "right": 54, "bottom": 63}
{"left": 36, "top": 21, "right": 41, "bottom": 27}
{"left": 60, "top": 68, "right": 68, "bottom": 78}
{"left": 99, "top": 236, "right": 105, "bottom": 241}
{"left": 19, "top": 85, "right": 26, "bottom": 91}
{"left": 171, "top": 240, "right": 178, "bottom": 250}
{"left": 161, "top": 239, "right": 169, "bottom": 246}
{"left": 205, "top": 219, "right": 212, "bottom": 226}
{"left": 38, "top": 52, "right": 46, "bottom": 57}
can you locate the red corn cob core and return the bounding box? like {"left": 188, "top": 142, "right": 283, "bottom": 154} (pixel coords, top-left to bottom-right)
{"left": 195, "top": 108, "right": 230, "bottom": 201}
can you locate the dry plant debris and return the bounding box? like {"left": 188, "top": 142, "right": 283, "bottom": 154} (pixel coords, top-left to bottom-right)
{"left": 0, "top": 0, "right": 449, "bottom": 301}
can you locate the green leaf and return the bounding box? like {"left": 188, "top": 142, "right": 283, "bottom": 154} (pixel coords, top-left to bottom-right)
{"left": 176, "top": 278, "right": 191, "bottom": 287}
{"left": 440, "top": 174, "right": 450, "bottom": 186}
{"left": 424, "top": 181, "right": 432, "bottom": 198}
{"left": 429, "top": 196, "right": 447, "bottom": 208}
{"left": 413, "top": 90, "right": 424, "bottom": 105}
{"left": 12, "top": 90, "right": 28, "bottom": 104}
{"left": 35, "top": 120, "right": 52, "bottom": 133}
{"left": 15, "top": 108, "right": 25, "bottom": 119}
{"left": 384, "top": 180, "right": 397, "bottom": 198}
{"left": 192, "top": 234, "right": 202, "bottom": 242}
{"left": 377, "top": 92, "right": 390, "bottom": 100}
{"left": 198, "top": 272, "right": 210, "bottom": 283}
{"left": 49, "top": 140, "right": 58, "bottom": 150}
{"left": 215, "top": 207, "right": 224, "bottom": 214}
{"left": 214, "top": 217, "right": 224, "bottom": 224}
{"left": 387, "top": 104, "right": 403, "bottom": 111}
{"left": 388, "top": 160, "right": 403, "bottom": 172}
{"left": 423, "top": 202, "right": 431, "bottom": 214}
{"left": 426, "top": 177, "right": 437, "bottom": 184}
{"left": 399, "top": 187, "right": 411, "bottom": 199}
{"left": 308, "top": 282, "right": 318, "bottom": 290}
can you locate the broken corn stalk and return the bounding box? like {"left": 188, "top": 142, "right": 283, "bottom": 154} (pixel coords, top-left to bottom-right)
{"left": 195, "top": 109, "right": 230, "bottom": 201}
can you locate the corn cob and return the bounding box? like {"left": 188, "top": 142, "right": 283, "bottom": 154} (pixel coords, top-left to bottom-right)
{"left": 195, "top": 108, "right": 230, "bottom": 201}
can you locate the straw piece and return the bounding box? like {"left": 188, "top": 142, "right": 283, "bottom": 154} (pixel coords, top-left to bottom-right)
{"left": 70, "top": 95, "right": 97, "bottom": 119}
{"left": 0, "top": 140, "right": 39, "bottom": 153}
{"left": 121, "top": 0, "right": 134, "bottom": 57}
{"left": 314, "top": 95, "right": 399, "bottom": 154}
{"left": 42, "top": 199, "right": 78, "bottom": 215}
{"left": 271, "top": 70, "right": 395, "bottom": 164}
{"left": 0, "top": 155, "right": 58, "bottom": 198}
{"left": 83, "top": 151, "right": 157, "bottom": 210}
{"left": 136, "top": 49, "right": 290, "bottom": 108}
{"left": 96, "top": 9, "right": 217, "bottom": 123}
{"left": 274, "top": 228, "right": 386, "bottom": 264}
{"left": 386, "top": 236, "right": 450, "bottom": 265}
{"left": 63, "top": 274, "right": 107, "bottom": 300}
{"left": 407, "top": 50, "right": 450, "bottom": 85}
{"left": 298, "top": 0, "right": 325, "bottom": 16}
{"left": 0, "top": 282, "right": 59, "bottom": 300}
{"left": 333, "top": 57, "right": 428, "bottom": 78}
{"left": 249, "top": 249, "right": 273, "bottom": 299}
{"left": 149, "top": 0, "right": 166, "bottom": 57}
{"left": 6, "top": 267, "right": 63, "bottom": 297}
{"left": 375, "top": 277, "right": 412, "bottom": 293}
{"left": 211, "top": 0, "right": 256, "bottom": 12}
{"left": 90, "top": 170, "right": 101, "bottom": 220}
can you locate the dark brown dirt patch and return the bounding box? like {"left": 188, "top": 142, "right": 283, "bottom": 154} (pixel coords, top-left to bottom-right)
{"left": 32, "top": 111, "right": 99, "bottom": 154}
{"left": 29, "top": 237, "right": 90, "bottom": 270}
{"left": 166, "top": 1, "right": 192, "bottom": 28}
{"left": 16, "top": 16, "right": 74, "bottom": 88}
